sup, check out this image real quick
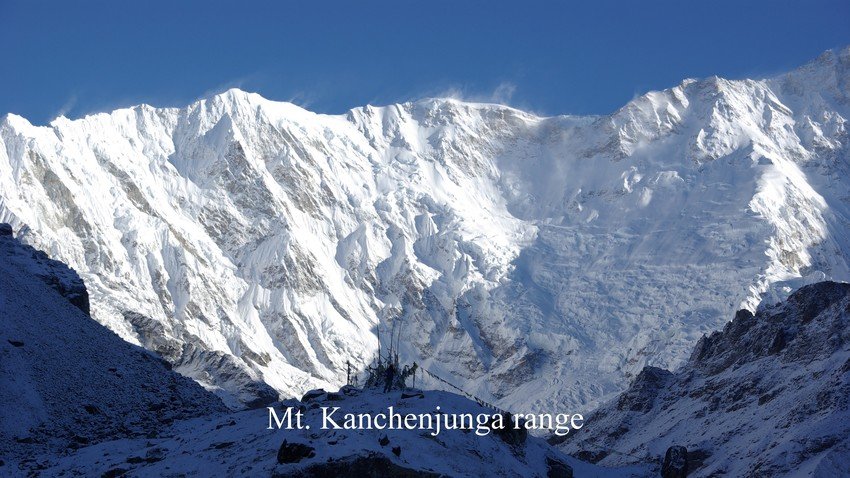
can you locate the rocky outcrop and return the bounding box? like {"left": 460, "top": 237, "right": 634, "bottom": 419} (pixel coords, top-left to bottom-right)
{"left": 661, "top": 446, "right": 688, "bottom": 478}
{"left": 277, "top": 441, "right": 315, "bottom": 464}
{"left": 546, "top": 456, "right": 574, "bottom": 478}
{"left": 615, "top": 367, "right": 672, "bottom": 413}
{"left": 560, "top": 281, "right": 850, "bottom": 477}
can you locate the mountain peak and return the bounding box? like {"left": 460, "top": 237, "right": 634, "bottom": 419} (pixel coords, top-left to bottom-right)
{"left": 205, "top": 87, "right": 255, "bottom": 104}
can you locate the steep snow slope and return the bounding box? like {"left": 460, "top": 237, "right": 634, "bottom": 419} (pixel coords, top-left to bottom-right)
{"left": 1, "top": 47, "right": 849, "bottom": 411}
{"left": 0, "top": 227, "right": 226, "bottom": 471}
{"left": 559, "top": 281, "right": 850, "bottom": 477}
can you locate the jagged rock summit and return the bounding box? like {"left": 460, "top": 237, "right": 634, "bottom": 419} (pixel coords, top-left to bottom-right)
{"left": 1, "top": 46, "right": 849, "bottom": 411}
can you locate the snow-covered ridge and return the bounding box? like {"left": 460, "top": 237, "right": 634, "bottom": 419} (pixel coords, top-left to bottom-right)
{"left": 1, "top": 46, "right": 849, "bottom": 411}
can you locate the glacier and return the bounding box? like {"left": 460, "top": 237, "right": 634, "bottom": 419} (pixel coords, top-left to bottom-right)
{"left": 1, "top": 46, "right": 849, "bottom": 412}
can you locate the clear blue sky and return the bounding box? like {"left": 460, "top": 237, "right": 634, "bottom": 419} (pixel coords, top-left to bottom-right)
{"left": 2, "top": 0, "right": 849, "bottom": 124}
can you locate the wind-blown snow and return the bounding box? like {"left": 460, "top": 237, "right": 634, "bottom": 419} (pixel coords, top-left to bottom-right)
{"left": 1, "top": 47, "right": 849, "bottom": 412}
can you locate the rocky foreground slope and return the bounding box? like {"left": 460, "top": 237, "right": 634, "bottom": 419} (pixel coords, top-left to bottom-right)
{"left": 560, "top": 281, "right": 850, "bottom": 477}
{"left": 1, "top": 47, "right": 849, "bottom": 411}
{"left": 0, "top": 225, "right": 227, "bottom": 472}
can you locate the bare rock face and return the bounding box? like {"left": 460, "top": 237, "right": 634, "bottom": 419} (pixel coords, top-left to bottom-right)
{"left": 615, "top": 367, "right": 673, "bottom": 413}
{"left": 561, "top": 281, "right": 850, "bottom": 477}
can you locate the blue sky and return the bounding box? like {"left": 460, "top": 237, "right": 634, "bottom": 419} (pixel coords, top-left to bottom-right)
{"left": 2, "top": 0, "right": 849, "bottom": 124}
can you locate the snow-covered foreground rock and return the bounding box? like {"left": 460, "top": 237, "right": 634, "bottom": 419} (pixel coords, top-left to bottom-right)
{"left": 1, "top": 47, "right": 849, "bottom": 411}
{"left": 0, "top": 226, "right": 226, "bottom": 472}
{"left": 560, "top": 281, "right": 850, "bottom": 477}
{"left": 39, "top": 388, "right": 650, "bottom": 478}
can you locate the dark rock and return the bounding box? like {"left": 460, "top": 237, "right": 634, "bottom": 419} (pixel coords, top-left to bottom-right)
{"left": 617, "top": 367, "right": 673, "bottom": 412}
{"left": 101, "top": 468, "right": 128, "bottom": 478}
{"left": 574, "top": 449, "right": 608, "bottom": 463}
{"left": 65, "top": 287, "right": 91, "bottom": 315}
{"left": 326, "top": 392, "right": 344, "bottom": 401}
{"left": 378, "top": 435, "right": 390, "bottom": 446}
{"left": 686, "top": 449, "right": 710, "bottom": 473}
{"left": 215, "top": 419, "right": 236, "bottom": 430}
{"left": 244, "top": 388, "right": 279, "bottom": 409}
{"left": 787, "top": 282, "right": 849, "bottom": 323}
{"left": 277, "top": 440, "right": 316, "bottom": 464}
{"left": 734, "top": 309, "right": 754, "bottom": 321}
{"left": 661, "top": 445, "right": 688, "bottom": 478}
{"left": 301, "top": 389, "right": 327, "bottom": 403}
{"left": 391, "top": 446, "right": 401, "bottom": 457}
{"left": 546, "top": 456, "right": 574, "bottom": 478}
{"left": 488, "top": 413, "right": 527, "bottom": 446}
{"left": 84, "top": 404, "right": 101, "bottom": 415}
{"left": 767, "top": 330, "right": 786, "bottom": 355}
{"left": 211, "top": 441, "right": 234, "bottom": 449}
{"left": 0, "top": 223, "right": 12, "bottom": 236}
{"left": 279, "top": 452, "right": 440, "bottom": 478}
{"left": 401, "top": 391, "right": 425, "bottom": 399}
{"left": 7, "top": 340, "right": 24, "bottom": 347}
{"left": 339, "top": 385, "right": 359, "bottom": 396}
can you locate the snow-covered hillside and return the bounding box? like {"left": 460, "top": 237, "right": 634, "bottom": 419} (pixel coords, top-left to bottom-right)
{"left": 1, "top": 47, "right": 849, "bottom": 411}
{"left": 0, "top": 226, "right": 226, "bottom": 470}
{"left": 559, "top": 281, "right": 850, "bottom": 476}
{"left": 38, "top": 387, "right": 646, "bottom": 478}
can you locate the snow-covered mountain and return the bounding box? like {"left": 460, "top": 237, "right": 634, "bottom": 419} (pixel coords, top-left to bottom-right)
{"left": 1, "top": 47, "right": 849, "bottom": 411}
{"left": 559, "top": 281, "right": 850, "bottom": 477}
